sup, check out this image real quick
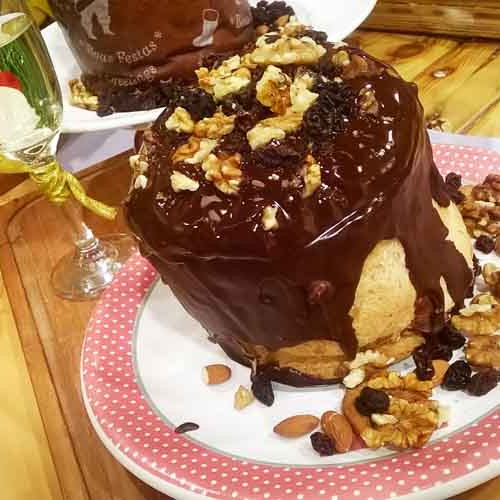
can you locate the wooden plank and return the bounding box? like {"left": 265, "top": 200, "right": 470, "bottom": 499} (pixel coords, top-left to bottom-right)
{"left": 467, "top": 98, "right": 500, "bottom": 138}
{"left": 363, "top": 0, "right": 500, "bottom": 39}
{"left": 0, "top": 262, "right": 63, "bottom": 500}
{"left": 412, "top": 42, "right": 500, "bottom": 132}
{"left": 413, "top": 45, "right": 500, "bottom": 133}
{"left": 352, "top": 31, "right": 459, "bottom": 81}
{"left": 5, "top": 154, "right": 167, "bottom": 499}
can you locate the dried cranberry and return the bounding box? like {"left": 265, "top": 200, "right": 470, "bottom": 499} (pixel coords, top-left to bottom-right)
{"left": 443, "top": 361, "right": 472, "bottom": 390}
{"left": 475, "top": 234, "right": 495, "bottom": 254}
{"left": 438, "top": 324, "right": 466, "bottom": 350}
{"left": 251, "top": 372, "right": 275, "bottom": 406}
{"left": 413, "top": 347, "right": 435, "bottom": 381}
{"left": 355, "top": 387, "right": 390, "bottom": 416}
{"left": 310, "top": 432, "right": 335, "bottom": 456}
{"left": 467, "top": 369, "right": 499, "bottom": 396}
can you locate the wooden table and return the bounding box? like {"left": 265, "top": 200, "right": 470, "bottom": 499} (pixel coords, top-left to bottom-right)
{"left": 1, "top": 30, "right": 500, "bottom": 500}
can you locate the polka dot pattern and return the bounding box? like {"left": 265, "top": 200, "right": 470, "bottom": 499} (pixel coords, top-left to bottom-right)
{"left": 82, "top": 145, "right": 500, "bottom": 499}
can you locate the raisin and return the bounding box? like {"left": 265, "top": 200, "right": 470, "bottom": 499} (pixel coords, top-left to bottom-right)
{"left": 467, "top": 369, "right": 499, "bottom": 396}
{"left": 355, "top": 387, "right": 390, "bottom": 416}
{"left": 251, "top": 372, "right": 275, "bottom": 406}
{"left": 473, "top": 254, "right": 481, "bottom": 278}
{"left": 172, "top": 88, "right": 216, "bottom": 121}
{"left": 413, "top": 347, "right": 435, "bottom": 381}
{"left": 174, "top": 422, "right": 200, "bottom": 434}
{"left": 253, "top": 137, "right": 307, "bottom": 168}
{"left": 427, "top": 342, "right": 453, "bottom": 361}
{"left": 302, "top": 29, "right": 328, "bottom": 44}
{"left": 475, "top": 234, "right": 495, "bottom": 254}
{"left": 438, "top": 324, "right": 466, "bottom": 350}
{"left": 310, "top": 432, "right": 335, "bottom": 456}
{"left": 443, "top": 361, "right": 472, "bottom": 390}
{"left": 251, "top": 1, "right": 295, "bottom": 27}
{"left": 445, "top": 172, "right": 462, "bottom": 191}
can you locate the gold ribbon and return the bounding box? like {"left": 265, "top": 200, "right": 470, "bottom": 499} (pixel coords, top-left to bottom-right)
{"left": 0, "top": 155, "right": 117, "bottom": 220}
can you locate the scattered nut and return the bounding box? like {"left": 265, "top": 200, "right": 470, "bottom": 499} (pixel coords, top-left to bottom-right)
{"left": 371, "top": 413, "right": 398, "bottom": 426}
{"left": 170, "top": 171, "right": 200, "bottom": 193}
{"left": 69, "top": 78, "right": 99, "bottom": 111}
{"left": 343, "top": 367, "right": 366, "bottom": 389}
{"left": 202, "top": 153, "right": 243, "bottom": 195}
{"left": 320, "top": 411, "right": 353, "bottom": 452}
{"left": 262, "top": 205, "right": 279, "bottom": 231}
{"left": 234, "top": 385, "right": 254, "bottom": 410}
{"left": 348, "top": 350, "right": 389, "bottom": 370}
{"left": 483, "top": 263, "right": 500, "bottom": 297}
{"left": 452, "top": 303, "right": 500, "bottom": 336}
{"left": 194, "top": 112, "right": 235, "bottom": 139}
{"left": 466, "top": 335, "right": 500, "bottom": 368}
{"left": 274, "top": 415, "right": 319, "bottom": 438}
{"left": 202, "top": 364, "right": 232, "bottom": 385}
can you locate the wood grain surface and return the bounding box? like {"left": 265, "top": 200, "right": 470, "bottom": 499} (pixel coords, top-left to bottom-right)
{"left": 1, "top": 30, "right": 500, "bottom": 500}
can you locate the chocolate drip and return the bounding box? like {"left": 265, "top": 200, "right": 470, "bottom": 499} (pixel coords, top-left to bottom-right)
{"left": 126, "top": 46, "right": 473, "bottom": 380}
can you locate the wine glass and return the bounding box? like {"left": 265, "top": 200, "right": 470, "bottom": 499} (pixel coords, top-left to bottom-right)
{"left": 0, "top": 0, "right": 135, "bottom": 300}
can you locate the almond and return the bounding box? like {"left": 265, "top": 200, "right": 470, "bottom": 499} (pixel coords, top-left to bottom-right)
{"left": 234, "top": 385, "right": 254, "bottom": 410}
{"left": 202, "top": 364, "right": 231, "bottom": 385}
{"left": 321, "top": 411, "right": 353, "bottom": 453}
{"left": 431, "top": 359, "right": 449, "bottom": 387}
{"left": 273, "top": 415, "right": 319, "bottom": 438}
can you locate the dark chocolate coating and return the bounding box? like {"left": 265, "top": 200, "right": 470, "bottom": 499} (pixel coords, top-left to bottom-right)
{"left": 49, "top": 0, "right": 254, "bottom": 84}
{"left": 126, "top": 45, "right": 473, "bottom": 382}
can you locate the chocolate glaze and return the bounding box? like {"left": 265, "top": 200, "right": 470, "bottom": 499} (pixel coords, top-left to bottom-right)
{"left": 49, "top": 0, "right": 254, "bottom": 84}
{"left": 126, "top": 44, "right": 473, "bottom": 385}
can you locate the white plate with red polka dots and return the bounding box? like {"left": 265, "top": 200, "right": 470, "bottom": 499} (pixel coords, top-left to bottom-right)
{"left": 82, "top": 144, "right": 500, "bottom": 500}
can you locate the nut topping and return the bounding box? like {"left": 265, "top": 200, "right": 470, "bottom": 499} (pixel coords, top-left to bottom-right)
{"left": 256, "top": 65, "right": 292, "bottom": 114}
{"left": 262, "top": 205, "right": 279, "bottom": 231}
{"left": 466, "top": 336, "right": 500, "bottom": 368}
{"left": 452, "top": 302, "right": 500, "bottom": 336}
{"left": 247, "top": 111, "right": 303, "bottom": 150}
{"left": 196, "top": 55, "right": 252, "bottom": 100}
{"left": 302, "top": 155, "right": 322, "bottom": 198}
{"left": 170, "top": 171, "right": 200, "bottom": 193}
{"left": 343, "top": 367, "right": 366, "bottom": 389}
{"left": 69, "top": 78, "right": 99, "bottom": 111}
{"left": 320, "top": 411, "right": 353, "bottom": 453}
{"left": 172, "top": 137, "right": 218, "bottom": 165}
{"left": 290, "top": 73, "right": 318, "bottom": 114}
{"left": 250, "top": 35, "right": 326, "bottom": 66}
{"left": 358, "top": 86, "right": 379, "bottom": 115}
{"left": 165, "top": 107, "right": 195, "bottom": 134}
{"left": 194, "top": 112, "right": 236, "bottom": 139}
{"left": 202, "top": 153, "right": 243, "bottom": 195}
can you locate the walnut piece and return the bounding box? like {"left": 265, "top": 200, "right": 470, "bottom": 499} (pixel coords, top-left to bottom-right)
{"left": 256, "top": 65, "right": 291, "bottom": 114}
{"left": 331, "top": 50, "right": 351, "bottom": 68}
{"left": 202, "top": 153, "right": 243, "bottom": 195}
{"left": 290, "top": 73, "right": 318, "bottom": 113}
{"left": 279, "top": 16, "right": 307, "bottom": 37}
{"left": 165, "top": 107, "right": 195, "bottom": 134}
{"left": 194, "top": 112, "right": 235, "bottom": 139}
{"left": 483, "top": 263, "right": 500, "bottom": 298}
{"left": 170, "top": 171, "right": 200, "bottom": 193}
{"left": 129, "top": 154, "right": 149, "bottom": 175}
{"left": 134, "top": 174, "right": 148, "bottom": 190}
{"left": 367, "top": 371, "right": 433, "bottom": 399}
{"left": 302, "top": 155, "right": 322, "bottom": 198}
{"left": 458, "top": 176, "right": 500, "bottom": 237}
{"left": 371, "top": 413, "right": 398, "bottom": 426}
{"left": 69, "top": 78, "right": 99, "bottom": 111}
{"left": 472, "top": 293, "right": 499, "bottom": 306}
{"left": 359, "top": 87, "right": 379, "bottom": 115}
{"left": 343, "top": 367, "right": 366, "bottom": 389}
{"left": 361, "top": 398, "right": 439, "bottom": 449}
{"left": 262, "top": 205, "right": 279, "bottom": 231}
{"left": 196, "top": 55, "right": 252, "bottom": 101}
{"left": 466, "top": 335, "right": 500, "bottom": 368}
{"left": 348, "top": 350, "right": 389, "bottom": 370}
{"left": 250, "top": 35, "right": 326, "bottom": 66}
{"left": 247, "top": 111, "right": 303, "bottom": 150}
{"left": 452, "top": 303, "right": 500, "bottom": 336}
{"left": 172, "top": 137, "right": 218, "bottom": 165}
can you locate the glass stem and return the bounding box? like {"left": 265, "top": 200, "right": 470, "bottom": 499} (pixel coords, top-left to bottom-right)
{"left": 61, "top": 197, "right": 101, "bottom": 254}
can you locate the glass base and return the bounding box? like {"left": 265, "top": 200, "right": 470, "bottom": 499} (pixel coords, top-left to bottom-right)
{"left": 51, "top": 233, "right": 136, "bottom": 301}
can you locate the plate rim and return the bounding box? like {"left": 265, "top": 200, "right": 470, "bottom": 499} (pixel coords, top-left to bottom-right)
{"left": 80, "top": 144, "right": 500, "bottom": 499}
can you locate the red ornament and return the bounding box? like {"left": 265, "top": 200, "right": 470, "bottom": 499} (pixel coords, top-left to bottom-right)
{"left": 0, "top": 71, "right": 22, "bottom": 91}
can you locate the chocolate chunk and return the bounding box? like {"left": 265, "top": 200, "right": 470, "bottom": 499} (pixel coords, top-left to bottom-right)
{"left": 251, "top": 372, "right": 275, "bottom": 406}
